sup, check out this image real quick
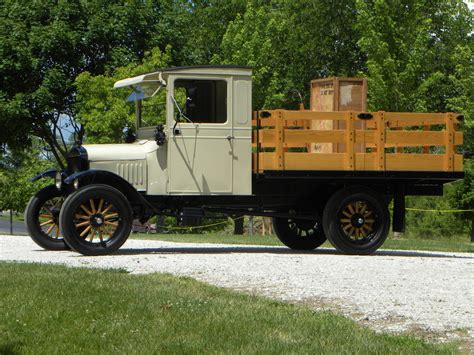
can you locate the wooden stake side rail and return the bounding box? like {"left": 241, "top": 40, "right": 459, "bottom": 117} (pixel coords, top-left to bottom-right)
{"left": 252, "top": 110, "right": 464, "bottom": 173}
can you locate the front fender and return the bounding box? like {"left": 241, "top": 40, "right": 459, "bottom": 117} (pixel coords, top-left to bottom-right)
{"left": 64, "top": 169, "right": 133, "bottom": 190}
{"left": 63, "top": 170, "right": 156, "bottom": 213}
{"left": 31, "top": 168, "right": 65, "bottom": 182}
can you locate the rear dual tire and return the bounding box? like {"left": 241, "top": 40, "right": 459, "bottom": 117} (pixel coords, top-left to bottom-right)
{"left": 273, "top": 216, "right": 326, "bottom": 250}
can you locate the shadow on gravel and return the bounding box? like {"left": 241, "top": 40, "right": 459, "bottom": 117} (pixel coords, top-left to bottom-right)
{"left": 376, "top": 249, "right": 473, "bottom": 258}
{"left": 112, "top": 246, "right": 473, "bottom": 259}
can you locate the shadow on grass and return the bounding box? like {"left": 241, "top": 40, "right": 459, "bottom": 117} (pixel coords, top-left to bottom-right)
{"left": 0, "top": 342, "right": 23, "bottom": 355}
{"left": 111, "top": 245, "right": 474, "bottom": 259}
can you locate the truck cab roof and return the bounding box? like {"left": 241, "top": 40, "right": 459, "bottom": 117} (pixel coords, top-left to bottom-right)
{"left": 113, "top": 65, "right": 252, "bottom": 89}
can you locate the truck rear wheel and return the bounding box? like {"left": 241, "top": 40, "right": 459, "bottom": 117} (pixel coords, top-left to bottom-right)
{"left": 59, "top": 184, "right": 133, "bottom": 256}
{"left": 273, "top": 217, "right": 326, "bottom": 250}
{"left": 25, "top": 185, "right": 68, "bottom": 250}
{"left": 323, "top": 187, "right": 390, "bottom": 255}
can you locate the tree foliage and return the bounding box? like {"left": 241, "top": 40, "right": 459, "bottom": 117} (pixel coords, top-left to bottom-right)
{"left": 354, "top": 0, "right": 473, "bottom": 234}
{"left": 215, "top": 1, "right": 363, "bottom": 109}
{"left": 180, "top": 0, "right": 247, "bottom": 64}
{"left": 215, "top": 3, "right": 287, "bottom": 109}
{"left": 0, "top": 0, "right": 179, "bottom": 165}
{"left": 0, "top": 149, "right": 53, "bottom": 212}
{"left": 356, "top": 0, "right": 473, "bottom": 113}
{"left": 74, "top": 47, "right": 172, "bottom": 144}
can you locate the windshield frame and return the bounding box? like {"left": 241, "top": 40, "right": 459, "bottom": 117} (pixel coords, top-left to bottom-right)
{"left": 129, "top": 83, "right": 167, "bottom": 131}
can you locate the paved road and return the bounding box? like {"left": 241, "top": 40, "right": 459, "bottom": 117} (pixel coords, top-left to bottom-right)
{"left": 1, "top": 234, "right": 473, "bottom": 344}
{"left": 0, "top": 219, "right": 27, "bottom": 235}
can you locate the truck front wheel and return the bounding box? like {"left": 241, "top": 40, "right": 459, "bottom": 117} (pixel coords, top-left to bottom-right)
{"left": 59, "top": 184, "right": 133, "bottom": 256}
{"left": 323, "top": 187, "right": 390, "bottom": 255}
{"left": 272, "top": 217, "right": 326, "bottom": 250}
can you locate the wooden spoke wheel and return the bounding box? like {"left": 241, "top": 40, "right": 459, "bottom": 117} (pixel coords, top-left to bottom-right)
{"left": 73, "top": 197, "right": 120, "bottom": 244}
{"left": 273, "top": 215, "right": 326, "bottom": 250}
{"left": 339, "top": 201, "right": 377, "bottom": 242}
{"left": 60, "top": 184, "right": 133, "bottom": 256}
{"left": 323, "top": 187, "right": 390, "bottom": 255}
{"left": 25, "top": 185, "right": 68, "bottom": 250}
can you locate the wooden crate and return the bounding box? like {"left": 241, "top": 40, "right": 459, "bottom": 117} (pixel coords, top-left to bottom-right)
{"left": 310, "top": 77, "right": 367, "bottom": 153}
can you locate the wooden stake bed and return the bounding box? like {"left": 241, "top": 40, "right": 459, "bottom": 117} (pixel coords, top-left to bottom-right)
{"left": 252, "top": 110, "right": 464, "bottom": 173}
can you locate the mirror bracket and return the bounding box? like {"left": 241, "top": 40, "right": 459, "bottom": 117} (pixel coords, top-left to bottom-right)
{"left": 154, "top": 124, "right": 166, "bottom": 146}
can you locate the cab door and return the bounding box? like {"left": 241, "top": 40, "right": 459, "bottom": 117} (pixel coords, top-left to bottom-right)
{"left": 167, "top": 77, "right": 233, "bottom": 194}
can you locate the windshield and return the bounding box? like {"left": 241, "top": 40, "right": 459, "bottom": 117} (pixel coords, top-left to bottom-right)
{"left": 128, "top": 83, "right": 167, "bottom": 128}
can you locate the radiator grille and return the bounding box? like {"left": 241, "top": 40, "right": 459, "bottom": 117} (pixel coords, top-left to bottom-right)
{"left": 116, "top": 162, "right": 146, "bottom": 190}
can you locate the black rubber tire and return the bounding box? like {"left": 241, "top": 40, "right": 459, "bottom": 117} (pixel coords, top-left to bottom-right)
{"left": 59, "top": 184, "right": 133, "bottom": 256}
{"left": 273, "top": 216, "right": 326, "bottom": 250}
{"left": 323, "top": 187, "right": 390, "bottom": 255}
{"left": 25, "top": 185, "right": 68, "bottom": 250}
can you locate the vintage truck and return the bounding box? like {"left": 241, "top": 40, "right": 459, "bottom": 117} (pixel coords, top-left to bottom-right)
{"left": 25, "top": 65, "right": 464, "bottom": 255}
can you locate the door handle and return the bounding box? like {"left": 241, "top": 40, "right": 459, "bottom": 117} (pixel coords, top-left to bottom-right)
{"left": 226, "top": 135, "right": 234, "bottom": 141}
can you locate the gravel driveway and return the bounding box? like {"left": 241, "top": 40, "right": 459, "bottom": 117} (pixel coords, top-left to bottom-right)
{"left": 1, "top": 235, "right": 473, "bottom": 342}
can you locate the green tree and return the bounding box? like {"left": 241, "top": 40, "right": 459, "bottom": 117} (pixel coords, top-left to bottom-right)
{"left": 273, "top": 0, "right": 364, "bottom": 104}
{"left": 355, "top": 0, "right": 472, "bottom": 113}
{"left": 179, "top": 0, "right": 247, "bottom": 64}
{"left": 215, "top": 3, "right": 287, "bottom": 109}
{"left": 0, "top": 149, "right": 53, "bottom": 212}
{"left": 0, "top": 0, "right": 177, "bottom": 166}
{"left": 215, "top": 1, "right": 363, "bottom": 109}
{"left": 356, "top": 0, "right": 473, "bottom": 238}
{"left": 449, "top": 159, "right": 474, "bottom": 239}
{"left": 74, "top": 47, "right": 172, "bottom": 143}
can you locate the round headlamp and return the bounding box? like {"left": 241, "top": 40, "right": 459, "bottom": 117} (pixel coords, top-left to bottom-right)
{"left": 55, "top": 171, "right": 62, "bottom": 190}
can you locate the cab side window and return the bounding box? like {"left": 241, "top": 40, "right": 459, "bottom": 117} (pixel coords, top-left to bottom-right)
{"left": 174, "top": 79, "right": 227, "bottom": 124}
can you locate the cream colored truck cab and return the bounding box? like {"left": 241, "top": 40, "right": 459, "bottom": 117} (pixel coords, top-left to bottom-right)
{"left": 85, "top": 66, "right": 253, "bottom": 196}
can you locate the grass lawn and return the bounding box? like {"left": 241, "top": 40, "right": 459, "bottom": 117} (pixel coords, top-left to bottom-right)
{"left": 0, "top": 262, "right": 457, "bottom": 354}
{"left": 131, "top": 232, "right": 474, "bottom": 253}
{"left": 382, "top": 237, "right": 474, "bottom": 253}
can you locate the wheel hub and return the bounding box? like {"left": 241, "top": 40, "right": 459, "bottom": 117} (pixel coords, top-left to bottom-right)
{"left": 339, "top": 201, "right": 376, "bottom": 240}
{"left": 51, "top": 207, "right": 61, "bottom": 224}
{"left": 294, "top": 219, "right": 318, "bottom": 231}
{"left": 90, "top": 214, "right": 105, "bottom": 227}
{"left": 38, "top": 197, "right": 63, "bottom": 240}
{"left": 351, "top": 214, "right": 365, "bottom": 227}
{"left": 74, "top": 197, "right": 119, "bottom": 243}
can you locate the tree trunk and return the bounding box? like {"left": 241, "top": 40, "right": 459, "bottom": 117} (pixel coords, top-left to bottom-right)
{"left": 471, "top": 213, "right": 474, "bottom": 243}
{"left": 248, "top": 216, "right": 254, "bottom": 235}
{"left": 35, "top": 124, "right": 67, "bottom": 169}
{"left": 10, "top": 210, "right": 13, "bottom": 235}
